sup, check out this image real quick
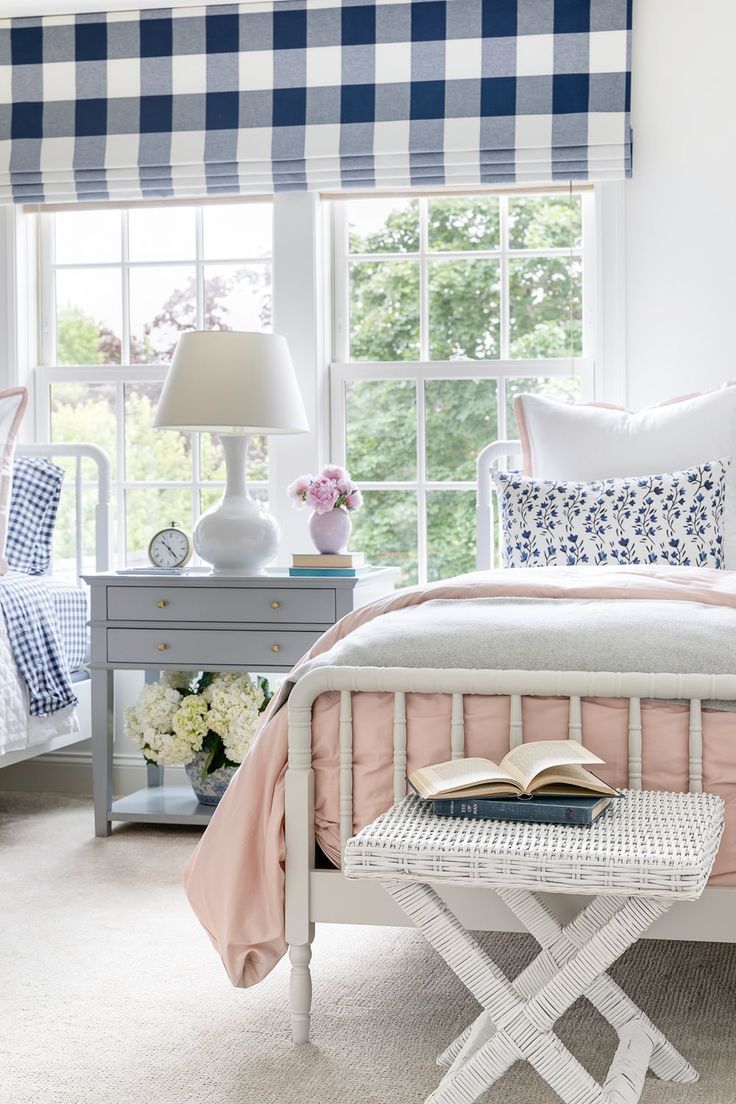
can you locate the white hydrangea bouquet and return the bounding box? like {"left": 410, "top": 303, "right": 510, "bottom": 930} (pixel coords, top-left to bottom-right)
{"left": 124, "top": 671, "right": 272, "bottom": 800}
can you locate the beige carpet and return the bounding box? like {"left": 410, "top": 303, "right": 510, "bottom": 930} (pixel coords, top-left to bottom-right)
{"left": 1, "top": 791, "right": 735, "bottom": 1104}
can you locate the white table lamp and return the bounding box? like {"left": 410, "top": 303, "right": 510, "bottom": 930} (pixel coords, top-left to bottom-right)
{"left": 154, "top": 330, "right": 309, "bottom": 575}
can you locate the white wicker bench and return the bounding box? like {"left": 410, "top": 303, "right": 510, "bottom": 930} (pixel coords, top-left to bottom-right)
{"left": 344, "top": 790, "right": 724, "bottom": 1104}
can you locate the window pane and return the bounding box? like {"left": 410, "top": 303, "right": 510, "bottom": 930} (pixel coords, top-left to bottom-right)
{"left": 508, "top": 257, "right": 582, "bottom": 359}
{"left": 350, "top": 491, "right": 417, "bottom": 587}
{"left": 125, "top": 382, "right": 191, "bottom": 482}
{"left": 56, "top": 269, "right": 122, "bottom": 365}
{"left": 346, "top": 379, "right": 416, "bottom": 481}
{"left": 125, "top": 488, "right": 193, "bottom": 566}
{"left": 51, "top": 382, "right": 118, "bottom": 478}
{"left": 203, "top": 264, "right": 272, "bottom": 332}
{"left": 425, "top": 379, "right": 498, "bottom": 481}
{"left": 50, "top": 382, "right": 118, "bottom": 577}
{"left": 203, "top": 203, "right": 272, "bottom": 260}
{"left": 508, "top": 195, "right": 582, "bottom": 250}
{"left": 55, "top": 209, "right": 121, "bottom": 264}
{"left": 129, "top": 265, "right": 196, "bottom": 363}
{"left": 427, "top": 196, "right": 500, "bottom": 252}
{"left": 505, "top": 376, "right": 583, "bottom": 439}
{"left": 200, "top": 434, "right": 268, "bottom": 483}
{"left": 128, "top": 206, "right": 196, "bottom": 262}
{"left": 426, "top": 490, "right": 476, "bottom": 582}
{"left": 349, "top": 260, "right": 420, "bottom": 361}
{"left": 428, "top": 260, "right": 500, "bottom": 360}
{"left": 348, "top": 198, "right": 419, "bottom": 254}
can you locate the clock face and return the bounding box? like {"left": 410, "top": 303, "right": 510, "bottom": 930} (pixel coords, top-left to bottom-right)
{"left": 149, "top": 528, "right": 192, "bottom": 569}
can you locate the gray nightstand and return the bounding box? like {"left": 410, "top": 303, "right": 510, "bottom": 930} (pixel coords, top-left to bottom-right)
{"left": 83, "top": 567, "right": 396, "bottom": 836}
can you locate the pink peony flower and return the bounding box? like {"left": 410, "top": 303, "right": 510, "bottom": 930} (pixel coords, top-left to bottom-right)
{"left": 287, "top": 475, "right": 312, "bottom": 503}
{"left": 336, "top": 476, "right": 352, "bottom": 494}
{"left": 344, "top": 489, "right": 363, "bottom": 511}
{"left": 305, "top": 477, "right": 340, "bottom": 514}
{"left": 321, "top": 464, "right": 349, "bottom": 482}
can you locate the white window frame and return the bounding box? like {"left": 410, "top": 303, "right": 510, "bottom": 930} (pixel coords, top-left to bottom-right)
{"left": 0, "top": 183, "right": 624, "bottom": 574}
{"left": 34, "top": 199, "right": 273, "bottom": 567}
{"left": 329, "top": 186, "right": 598, "bottom": 585}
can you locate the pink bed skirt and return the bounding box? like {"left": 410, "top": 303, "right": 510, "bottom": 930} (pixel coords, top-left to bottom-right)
{"left": 309, "top": 691, "right": 736, "bottom": 882}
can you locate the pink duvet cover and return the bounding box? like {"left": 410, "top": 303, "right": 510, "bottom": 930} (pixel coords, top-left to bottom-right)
{"left": 184, "top": 565, "right": 736, "bottom": 988}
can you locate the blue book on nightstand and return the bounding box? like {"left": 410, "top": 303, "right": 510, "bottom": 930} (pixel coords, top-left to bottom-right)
{"left": 431, "top": 795, "right": 612, "bottom": 827}
{"left": 288, "top": 567, "right": 371, "bottom": 577}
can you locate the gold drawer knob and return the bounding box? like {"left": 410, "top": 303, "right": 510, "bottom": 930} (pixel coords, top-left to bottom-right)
{"left": 271, "top": 643, "right": 281, "bottom": 653}
{"left": 157, "top": 600, "right": 167, "bottom": 609}
{"left": 157, "top": 643, "right": 168, "bottom": 652}
{"left": 271, "top": 600, "right": 280, "bottom": 609}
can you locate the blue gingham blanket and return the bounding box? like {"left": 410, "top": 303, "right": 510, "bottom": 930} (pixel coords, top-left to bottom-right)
{"left": 0, "top": 573, "right": 88, "bottom": 717}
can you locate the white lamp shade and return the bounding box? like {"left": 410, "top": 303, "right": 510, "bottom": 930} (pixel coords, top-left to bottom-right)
{"left": 154, "top": 330, "right": 309, "bottom": 434}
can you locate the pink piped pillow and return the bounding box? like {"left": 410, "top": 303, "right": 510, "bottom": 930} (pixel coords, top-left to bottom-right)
{"left": 0, "top": 388, "right": 28, "bottom": 574}
{"left": 514, "top": 384, "right": 736, "bottom": 569}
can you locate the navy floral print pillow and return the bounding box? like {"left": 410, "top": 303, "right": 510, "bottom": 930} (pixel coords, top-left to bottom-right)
{"left": 493, "top": 460, "right": 729, "bottom": 569}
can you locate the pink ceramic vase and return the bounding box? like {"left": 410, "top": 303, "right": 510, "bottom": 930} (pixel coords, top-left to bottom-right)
{"left": 308, "top": 507, "right": 352, "bottom": 554}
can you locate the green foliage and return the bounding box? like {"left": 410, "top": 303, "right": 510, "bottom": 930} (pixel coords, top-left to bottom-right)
{"left": 56, "top": 307, "right": 104, "bottom": 366}
{"left": 350, "top": 259, "right": 420, "bottom": 361}
{"left": 428, "top": 196, "right": 500, "bottom": 252}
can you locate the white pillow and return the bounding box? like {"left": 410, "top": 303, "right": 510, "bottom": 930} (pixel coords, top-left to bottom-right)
{"left": 514, "top": 386, "right": 736, "bottom": 567}
{"left": 493, "top": 460, "right": 729, "bottom": 570}
{"left": 0, "top": 388, "right": 28, "bottom": 575}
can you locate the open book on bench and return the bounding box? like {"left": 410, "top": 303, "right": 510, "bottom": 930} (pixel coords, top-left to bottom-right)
{"left": 408, "top": 740, "right": 619, "bottom": 801}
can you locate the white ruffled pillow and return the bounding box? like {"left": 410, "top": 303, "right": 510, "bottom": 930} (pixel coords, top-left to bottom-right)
{"left": 514, "top": 386, "right": 736, "bottom": 568}
{"left": 493, "top": 460, "right": 729, "bottom": 570}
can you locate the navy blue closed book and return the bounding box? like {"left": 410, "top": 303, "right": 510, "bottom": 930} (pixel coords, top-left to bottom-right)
{"left": 431, "top": 795, "right": 612, "bottom": 827}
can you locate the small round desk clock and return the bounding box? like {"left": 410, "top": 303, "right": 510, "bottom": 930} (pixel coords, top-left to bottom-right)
{"left": 148, "top": 523, "right": 193, "bottom": 569}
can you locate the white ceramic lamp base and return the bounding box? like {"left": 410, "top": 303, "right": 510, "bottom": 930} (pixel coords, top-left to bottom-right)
{"left": 194, "top": 435, "right": 280, "bottom": 575}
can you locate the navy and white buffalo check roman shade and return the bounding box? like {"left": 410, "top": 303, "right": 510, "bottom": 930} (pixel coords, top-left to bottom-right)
{"left": 0, "top": 0, "right": 632, "bottom": 204}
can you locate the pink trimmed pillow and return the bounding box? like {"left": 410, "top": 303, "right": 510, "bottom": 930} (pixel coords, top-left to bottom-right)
{"left": 0, "top": 388, "right": 28, "bottom": 575}
{"left": 513, "top": 385, "right": 736, "bottom": 569}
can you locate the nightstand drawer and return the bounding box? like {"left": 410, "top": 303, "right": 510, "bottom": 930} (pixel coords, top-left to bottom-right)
{"left": 106, "top": 628, "right": 320, "bottom": 667}
{"left": 106, "top": 585, "right": 336, "bottom": 624}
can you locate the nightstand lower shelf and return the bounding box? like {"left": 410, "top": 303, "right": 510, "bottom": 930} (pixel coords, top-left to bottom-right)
{"left": 110, "top": 785, "right": 214, "bottom": 826}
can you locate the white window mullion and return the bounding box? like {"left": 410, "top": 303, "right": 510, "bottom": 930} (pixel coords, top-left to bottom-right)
{"left": 497, "top": 375, "right": 508, "bottom": 441}
{"left": 38, "top": 213, "right": 56, "bottom": 370}
{"left": 115, "top": 377, "right": 126, "bottom": 568}
{"left": 331, "top": 202, "right": 350, "bottom": 363}
{"left": 499, "top": 194, "right": 510, "bottom": 362}
{"left": 416, "top": 373, "right": 427, "bottom": 586}
{"left": 193, "top": 206, "right": 206, "bottom": 525}
{"left": 120, "top": 209, "right": 130, "bottom": 366}
{"left": 418, "top": 198, "right": 429, "bottom": 363}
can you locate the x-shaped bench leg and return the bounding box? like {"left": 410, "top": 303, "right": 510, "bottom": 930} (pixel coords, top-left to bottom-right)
{"left": 382, "top": 880, "right": 695, "bottom": 1104}
{"left": 438, "top": 888, "right": 696, "bottom": 1087}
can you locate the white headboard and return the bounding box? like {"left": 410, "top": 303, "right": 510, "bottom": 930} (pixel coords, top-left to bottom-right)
{"left": 475, "top": 439, "right": 523, "bottom": 571}
{"left": 15, "top": 443, "right": 113, "bottom": 579}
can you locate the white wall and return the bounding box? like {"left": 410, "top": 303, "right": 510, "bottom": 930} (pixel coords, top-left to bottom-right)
{"left": 625, "top": 0, "right": 736, "bottom": 406}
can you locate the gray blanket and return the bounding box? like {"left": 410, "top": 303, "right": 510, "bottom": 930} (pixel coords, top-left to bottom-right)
{"left": 292, "top": 597, "right": 736, "bottom": 706}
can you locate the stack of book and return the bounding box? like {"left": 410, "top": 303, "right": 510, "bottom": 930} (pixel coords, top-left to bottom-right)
{"left": 407, "top": 740, "right": 619, "bottom": 826}
{"left": 289, "top": 552, "right": 369, "bottom": 578}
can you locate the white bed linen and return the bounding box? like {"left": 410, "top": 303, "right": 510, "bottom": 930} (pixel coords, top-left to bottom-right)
{"left": 0, "top": 607, "right": 78, "bottom": 756}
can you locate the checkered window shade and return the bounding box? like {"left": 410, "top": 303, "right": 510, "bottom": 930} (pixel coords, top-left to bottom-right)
{"left": 0, "top": 0, "right": 632, "bottom": 205}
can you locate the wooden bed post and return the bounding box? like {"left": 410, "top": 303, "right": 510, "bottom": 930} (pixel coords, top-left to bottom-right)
{"left": 285, "top": 673, "right": 319, "bottom": 1044}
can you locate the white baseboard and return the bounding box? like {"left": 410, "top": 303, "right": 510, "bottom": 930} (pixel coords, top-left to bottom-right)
{"left": 0, "top": 744, "right": 186, "bottom": 796}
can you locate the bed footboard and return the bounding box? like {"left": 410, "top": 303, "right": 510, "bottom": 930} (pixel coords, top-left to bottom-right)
{"left": 284, "top": 665, "right": 736, "bottom": 1042}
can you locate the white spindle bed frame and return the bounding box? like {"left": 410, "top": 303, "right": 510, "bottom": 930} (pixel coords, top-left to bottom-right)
{"left": 284, "top": 441, "right": 736, "bottom": 1044}
{"left": 0, "top": 442, "right": 112, "bottom": 769}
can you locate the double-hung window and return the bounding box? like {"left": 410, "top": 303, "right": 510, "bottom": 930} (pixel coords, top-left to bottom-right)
{"left": 36, "top": 200, "right": 273, "bottom": 569}
{"left": 330, "top": 188, "right": 596, "bottom": 585}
